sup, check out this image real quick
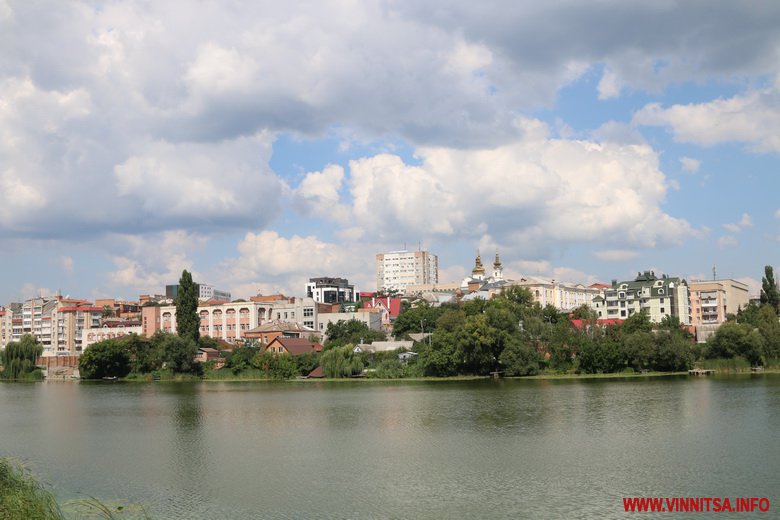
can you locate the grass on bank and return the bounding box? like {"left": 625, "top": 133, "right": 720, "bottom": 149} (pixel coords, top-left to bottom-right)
{"left": 0, "top": 458, "right": 151, "bottom": 520}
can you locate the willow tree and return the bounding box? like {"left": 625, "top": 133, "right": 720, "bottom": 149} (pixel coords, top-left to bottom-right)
{"left": 175, "top": 269, "right": 200, "bottom": 343}
{"left": 1, "top": 335, "right": 43, "bottom": 379}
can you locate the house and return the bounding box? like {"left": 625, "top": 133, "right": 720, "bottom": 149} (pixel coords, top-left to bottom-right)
{"left": 362, "top": 296, "right": 402, "bottom": 331}
{"left": 195, "top": 348, "right": 224, "bottom": 368}
{"left": 265, "top": 337, "right": 323, "bottom": 356}
{"left": 244, "top": 320, "right": 319, "bottom": 345}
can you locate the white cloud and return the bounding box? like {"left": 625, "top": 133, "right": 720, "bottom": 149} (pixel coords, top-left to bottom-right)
{"left": 597, "top": 67, "right": 622, "bottom": 99}
{"left": 103, "top": 230, "right": 208, "bottom": 295}
{"left": 775, "top": 208, "right": 780, "bottom": 218}
{"left": 634, "top": 84, "right": 780, "bottom": 152}
{"left": 292, "top": 165, "right": 350, "bottom": 223}
{"left": 219, "top": 231, "right": 374, "bottom": 297}
{"left": 718, "top": 235, "right": 738, "bottom": 248}
{"left": 680, "top": 156, "right": 701, "bottom": 173}
{"left": 593, "top": 250, "right": 641, "bottom": 262}
{"left": 306, "top": 125, "right": 696, "bottom": 253}
{"left": 723, "top": 213, "right": 753, "bottom": 233}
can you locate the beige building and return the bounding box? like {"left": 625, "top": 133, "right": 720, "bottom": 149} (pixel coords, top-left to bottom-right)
{"left": 515, "top": 276, "right": 602, "bottom": 312}
{"left": 688, "top": 279, "right": 749, "bottom": 327}
{"left": 376, "top": 250, "right": 438, "bottom": 294}
{"left": 81, "top": 321, "right": 143, "bottom": 350}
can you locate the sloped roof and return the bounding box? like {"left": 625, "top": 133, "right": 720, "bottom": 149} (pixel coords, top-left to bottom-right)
{"left": 268, "top": 337, "right": 323, "bottom": 356}
{"left": 246, "top": 320, "right": 316, "bottom": 334}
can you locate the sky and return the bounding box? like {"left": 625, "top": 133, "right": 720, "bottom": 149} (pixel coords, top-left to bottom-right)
{"left": 1, "top": 0, "right": 779, "bottom": 303}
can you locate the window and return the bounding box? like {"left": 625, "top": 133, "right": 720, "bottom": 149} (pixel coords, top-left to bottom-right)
{"left": 658, "top": 289, "right": 665, "bottom": 294}
{"left": 618, "top": 292, "right": 625, "bottom": 299}
{"left": 290, "top": 312, "right": 295, "bottom": 319}
{"left": 660, "top": 308, "right": 665, "bottom": 313}
{"left": 620, "top": 310, "right": 626, "bottom": 317}
{"left": 659, "top": 298, "right": 664, "bottom": 304}
{"left": 304, "top": 308, "right": 314, "bottom": 317}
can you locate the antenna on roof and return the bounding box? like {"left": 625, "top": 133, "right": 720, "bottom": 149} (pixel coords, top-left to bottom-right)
{"left": 712, "top": 264, "right": 717, "bottom": 280}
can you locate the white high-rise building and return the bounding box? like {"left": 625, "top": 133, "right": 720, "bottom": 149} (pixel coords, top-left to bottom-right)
{"left": 375, "top": 250, "right": 438, "bottom": 294}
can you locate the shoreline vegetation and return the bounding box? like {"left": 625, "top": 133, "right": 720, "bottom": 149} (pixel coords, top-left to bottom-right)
{"left": 2, "top": 274, "right": 779, "bottom": 385}
{"left": 0, "top": 458, "right": 151, "bottom": 519}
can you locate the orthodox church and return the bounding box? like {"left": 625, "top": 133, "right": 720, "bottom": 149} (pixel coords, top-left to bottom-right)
{"left": 461, "top": 250, "right": 511, "bottom": 295}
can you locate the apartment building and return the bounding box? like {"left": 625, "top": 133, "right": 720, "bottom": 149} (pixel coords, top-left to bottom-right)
{"left": 688, "top": 279, "right": 750, "bottom": 327}
{"left": 376, "top": 249, "right": 438, "bottom": 294}
{"left": 306, "top": 277, "right": 356, "bottom": 304}
{"left": 591, "top": 271, "right": 691, "bottom": 325}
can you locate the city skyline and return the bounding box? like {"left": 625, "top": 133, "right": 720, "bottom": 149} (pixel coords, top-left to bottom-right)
{"left": 1, "top": 2, "right": 778, "bottom": 303}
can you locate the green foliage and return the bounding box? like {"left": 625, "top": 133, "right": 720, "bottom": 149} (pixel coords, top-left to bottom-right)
{"left": 499, "top": 285, "right": 534, "bottom": 307}
{"left": 319, "top": 345, "right": 365, "bottom": 378}
{"left": 621, "top": 311, "right": 653, "bottom": 335}
{"left": 294, "top": 351, "right": 320, "bottom": 376}
{"left": 760, "top": 265, "right": 780, "bottom": 313}
{"left": 756, "top": 305, "right": 780, "bottom": 360}
{"left": 225, "top": 345, "right": 256, "bottom": 374}
{"left": 652, "top": 332, "right": 694, "bottom": 371}
{"left": 174, "top": 269, "right": 200, "bottom": 343}
{"left": 392, "top": 301, "right": 444, "bottom": 338}
{"left": 324, "top": 319, "right": 385, "bottom": 349}
{"left": 621, "top": 331, "right": 655, "bottom": 371}
{"left": 197, "top": 336, "right": 224, "bottom": 350}
{"left": 123, "top": 334, "right": 160, "bottom": 374}
{"left": 1, "top": 335, "right": 43, "bottom": 380}
{"left": 576, "top": 336, "right": 623, "bottom": 374}
{"left": 736, "top": 302, "right": 761, "bottom": 327}
{"left": 570, "top": 305, "right": 598, "bottom": 320}
{"left": 499, "top": 337, "right": 540, "bottom": 376}
{"left": 153, "top": 333, "right": 201, "bottom": 374}
{"left": 705, "top": 322, "right": 765, "bottom": 366}
{"left": 250, "top": 352, "right": 299, "bottom": 379}
{"left": 0, "top": 458, "right": 63, "bottom": 520}
{"left": 79, "top": 340, "right": 132, "bottom": 379}
{"left": 417, "top": 332, "right": 461, "bottom": 377}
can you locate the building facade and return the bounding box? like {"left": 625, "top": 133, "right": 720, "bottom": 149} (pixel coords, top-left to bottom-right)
{"left": 375, "top": 250, "right": 438, "bottom": 294}
{"left": 514, "top": 277, "right": 602, "bottom": 312}
{"left": 306, "top": 277, "right": 356, "bottom": 304}
{"left": 591, "top": 271, "right": 691, "bottom": 325}
{"left": 688, "top": 279, "right": 750, "bottom": 327}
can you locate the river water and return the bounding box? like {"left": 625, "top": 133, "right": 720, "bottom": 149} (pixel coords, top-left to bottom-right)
{"left": 1, "top": 375, "right": 779, "bottom": 519}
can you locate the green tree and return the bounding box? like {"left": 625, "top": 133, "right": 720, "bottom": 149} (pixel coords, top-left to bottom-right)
{"left": 622, "top": 331, "right": 655, "bottom": 371}
{"left": 391, "top": 301, "right": 444, "bottom": 339}
{"left": 756, "top": 305, "right": 780, "bottom": 361}
{"left": 622, "top": 311, "right": 653, "bottom": 335}
{"left": 79, "top": 340, "right": 131, "bottom": 379}
{"left": 570, "top": 305, "right": 598, "bottom": 321}
{"left": 760, "top": 265, "right": 780, "bottom": 313}
{"left": 122, "top": 334, "right": 160, "bottom": 373}
{"left": 736, "top": 302, "right": 761, "bottom": 327}
{"left": 175, "top": 269, "right": 200, "bottom": 343}
{"left": 324, "top": 319, "right": 385, "bottom": 349}
{"left": 651, "top": 332, "right": 693, "bottom": 371}
{"left": 499, "top": 337, "right": 540, "bottom": 376}
{"left": 0, "top": 335, "right": 43, "bottom": 380}
{"left": 418, "top": 332, "right": 461, "bottom": 376}
{"left": 154, "top": 333, "right": 200, "bottom": 374}
{"left": 705, "top": 322, "right": 765, "bottom": 366}
{"left": 319, "top": 345, "right": 364, "bottom": 378}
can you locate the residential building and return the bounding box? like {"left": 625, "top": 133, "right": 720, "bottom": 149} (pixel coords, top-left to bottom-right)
{"left": 513, "top": 276, "right": 601, "bottom": 312}
{"left": 244, "top": 320, "right": 319, "bottom": 345}
{"left": 81, "top": 320, "right": 143, "bottom": 350}
{"left": 142, "top": 297, "right": 323, "bottom": 344}
{"left": 306, "top": 277, "right": 356, "bottom": 304}
{"left": 265, "top": 337, "right": 323, "bottom": 356}
{"left": 375, "top": 249, "right": 438, "bottom": 294}
{"left": 688, "top": 279, "right": 750, "bottom": 327}
{"left": 361, "top": 296, "right": 402, "bottom": 331}
{"left": 94, "top": 299, "right": 141, "bottom": 319}
{"left": 591, "top": 271, "right": 691, "bottom": 325}
{"left": 317, "top": 310, "right": 383, "bottom": 335}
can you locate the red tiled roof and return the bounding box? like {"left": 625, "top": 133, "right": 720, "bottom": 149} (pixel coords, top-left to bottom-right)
{"left": 570, "top": 318, "right": 624, "bottom": 330}
{"left": 307, "top": 366, "right": 324, "bottom": 378}
{"left": 268, "top": 337, "right": 323, "bottom": 356}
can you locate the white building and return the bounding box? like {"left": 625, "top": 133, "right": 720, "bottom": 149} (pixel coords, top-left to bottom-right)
{"left": 198, "top": 284, "right": 231, "bottom": 302}
{"left": 306, "top": 277, "right": 356, "bottom": 304}
{"left": 376, "top": 249, "right": 438, "bottom": 294}
{"left": 516, "top": 277, "right": 602, "bottom": 312}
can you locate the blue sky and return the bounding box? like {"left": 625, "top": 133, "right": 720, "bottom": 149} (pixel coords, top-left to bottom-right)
{"left": 0, "top": 1, "right": 778, "bottom": 303}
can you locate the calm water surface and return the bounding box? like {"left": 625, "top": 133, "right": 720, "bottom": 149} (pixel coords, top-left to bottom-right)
{"left": 1, "top": 375, "right": 779, "bottom": 519}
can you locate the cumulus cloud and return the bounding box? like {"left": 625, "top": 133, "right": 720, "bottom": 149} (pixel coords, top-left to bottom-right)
{"left": 292, "top": 165, "right": 350, "bottom": 223}
{"left": 634, "top": 84, "right": 780, "bottom": 152}
{"left": 218, "top": 231, "right": 375, "bottom": 296}
{"left": 597, "top": 67, "right": 622, "bottom": 99}
{"left": 718, "top": 235, "right": 738, "bottom": 248}
{"left": 103, "top": 230, "right": 208, "bottom": 295}
{"left": 297, "top": 122, "right": 697, "bottom": 255}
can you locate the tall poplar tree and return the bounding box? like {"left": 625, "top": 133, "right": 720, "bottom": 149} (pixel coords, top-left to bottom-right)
{"left": 175, "top": 269, "right": 200, "bottom": 343}
{"left": 760, "top": 265, "right": 780, "bottom": 314}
